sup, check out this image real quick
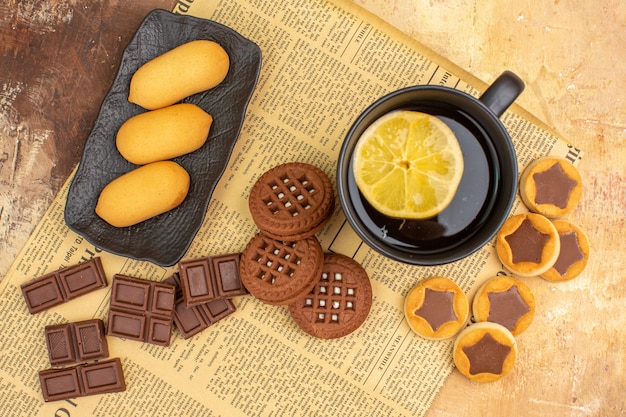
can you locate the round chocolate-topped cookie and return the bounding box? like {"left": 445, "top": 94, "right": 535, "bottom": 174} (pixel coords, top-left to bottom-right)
{"left": 472, "top": 276, "right": 535, "bottom": 335}
{"left": 453, "top": 322, "right": 517, "bottom": 383}
{"left": 248, "top": 162, "right": 335, "bottom": 241}
{"left": 288, "top": 254, "right": 372, "bottom": 339}
{"left": 404, "top": 276, "right": 469, "bottom": 340}
{"left": 239, "top": 233, "right": 323, "bottom": 305}
{"left": 496, "top": 213, "right": 560, "bottom": 277}
{"left": 540, "top": 220, "right": 590, "bottom": 282}
{"left": 520, "top": 157, "right": 582, "bottom": 218}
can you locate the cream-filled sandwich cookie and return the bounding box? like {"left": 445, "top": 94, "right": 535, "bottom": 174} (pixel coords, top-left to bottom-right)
{"left": 472, "top": 276, "right": 535, "bottom": 335}
{"left": 540, "top": 220, "right": 590, "bottom": 282}
{"left": 496, "top": 213, "right": 560, "bottom": 277}
{"left": 520, "top": 157, "right": 582, "bottom": 218}
{"left": 288, "top": 254, "right": 372, "bottom": 339}
{"left": 404, "top": 276, "right": 469, "bottom": 340}
{"left": 248, "top": 162, "right": 335, "bottom": 241}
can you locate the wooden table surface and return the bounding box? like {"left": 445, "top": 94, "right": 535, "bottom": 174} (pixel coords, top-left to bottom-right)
{"left": 1, "top": 1, "right": 624, "bottom": 416}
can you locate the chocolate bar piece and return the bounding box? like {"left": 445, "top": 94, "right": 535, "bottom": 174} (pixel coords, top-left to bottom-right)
{"left": 212, "top": 254, "right": 248, "bottom": 297}
{"left": 178, "top": 258, "right": 215, "bottom": 305}
{"left": 164, "top": 273, "right": 236, "bottom": 339}
{"left": 21, "top": 258, "right": 108, "bottom": 314}
{"left": 39, "top": 358, "right": 125, "bottom": 402}
{"left": 178, "top": 253, "right": 247, "bottom": 306}
{"left": 106, "top": 275, "right": 175, "bottom": 346}
{"left": 45, "top": 319, "right": 109, "bottom": 366}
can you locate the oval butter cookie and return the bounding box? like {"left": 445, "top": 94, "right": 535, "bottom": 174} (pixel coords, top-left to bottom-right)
{"left": 129, "top": 40, "right": 230, "bottom": 110}
{"left": 116, "top": 103, "right": 213, "bottom": 165}
{"left": 95, "top": 161, "right": 190, "bottom": 227}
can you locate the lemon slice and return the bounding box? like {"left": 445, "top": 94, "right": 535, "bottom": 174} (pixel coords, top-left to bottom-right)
{"left": 353, "top": 110, "right": 464, "bottom": 219}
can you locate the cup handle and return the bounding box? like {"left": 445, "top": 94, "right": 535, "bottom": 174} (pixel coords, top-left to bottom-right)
{"left": 479, "top": 71, "right": 525, "bottom": 117}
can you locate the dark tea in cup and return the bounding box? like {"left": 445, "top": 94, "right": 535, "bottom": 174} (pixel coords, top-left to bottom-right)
{"left": 337, "top": 71, "right": 524, "bottom": 265}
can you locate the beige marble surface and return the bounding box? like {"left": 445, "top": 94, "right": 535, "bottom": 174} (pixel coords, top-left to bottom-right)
{"left": 1, "top": 0, "right": 624, "bottom": 415}
{"left": 352, "top": 1, "right": 625, "bottom": 416}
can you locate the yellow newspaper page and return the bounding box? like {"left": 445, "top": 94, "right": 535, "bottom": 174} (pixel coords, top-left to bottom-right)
{"left": 0, "top": 0, "right": 582, "bottom": 416}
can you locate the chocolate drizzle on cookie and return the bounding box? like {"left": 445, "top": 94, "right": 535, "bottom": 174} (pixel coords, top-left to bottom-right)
{"left": 505, "top": 218, "right": 550, "bottom": 264}
{"left": 414, "top": 288, "right": 457, "bottom": 332}
{"left": 486, "top": 286, "right": 531, "bottom": 331}
{"left": 462, "top": 332, "right": 512, "bottom": 375}
{"left": 533, "top": 162, "right": 578, "bottom": 208}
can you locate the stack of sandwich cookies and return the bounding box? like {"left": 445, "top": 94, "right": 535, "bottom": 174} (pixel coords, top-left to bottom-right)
{"left": 288, "top": 254, "right": 372, "bottom": 339}
{"left": 404, "top": 276, "right": 469, "bottom": 340}
{"left": 472, "top": 276, "right": 535, "bottom": 335}
{"left": 541, "top": 220, "right": 590, "bottom": 282}
{"left": 519, "top": 157, "right": 582, "bottom": 218}
{"left": 453, "top": 322, "right": 517, "bottom": 383}
{"left": 241, "top": 162, "right": 373, "bottom": 338}
{"left": 248, "top": 162, "right": 335, "bottom": 241}
{"left": 496, "top": 213, "right": 561, "bottom": 277}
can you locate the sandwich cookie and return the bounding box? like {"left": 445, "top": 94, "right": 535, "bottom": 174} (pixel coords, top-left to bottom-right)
{"left": 239, "top": 233, "right": 323, "bottom": 305}
{"left": 496, "top": 213, "right": 560, "bottom": 277}
{"left": 520, "top": 157, "right": 582, "bottom": 218}
{"left": 472, "top": 276, "right": 535, "bottom": 335}
{"left": 404, "top": 276, "right": 469, "bottom": 340}
{"left": 289, "top": 254, "right": 372, "bottom": 339}
{"left": 249, "top": 162, "right": 335, "bottom": 241}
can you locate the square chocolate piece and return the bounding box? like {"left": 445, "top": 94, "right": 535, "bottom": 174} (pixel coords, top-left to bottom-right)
{"left": 107, "top": 275, "right": 175, "bottom": 346}
{"left": 39, "top": 367, "right": 82, "bottom": 402}
{"left": 211, "top": 254, "right": 248, "bottom": 298}
{"left": 78, "top": 359, "right": 126, "bottom": 397}
{"left": 178, "top": 258, "right": 215, "bottom": 306}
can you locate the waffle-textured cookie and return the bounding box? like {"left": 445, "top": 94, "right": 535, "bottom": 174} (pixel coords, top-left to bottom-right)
{"left": 540, "top": 220, "right": 590, "bottom": 282}
{"left": 239, "top": 233, "right": 323, "bottom": 305}
{"left": 248, "top": 162, "right": 335, "bottom": 241}
{"left": 453, "top": 322, "right": 517, "bottom": 383}
{"left": 472, "top": 276, "right": 535, "bottom": 335}
{"left": 519, "top": 157, "right": 582, "bottom": 218}
{"left": 288, "top": 254, "right": 372, "bottom": 339}
{"left": 404, "top": 276, "right": 469, "bottom": 340}
{"left": 496, "top": 213, "right": 560, "bottom": 277}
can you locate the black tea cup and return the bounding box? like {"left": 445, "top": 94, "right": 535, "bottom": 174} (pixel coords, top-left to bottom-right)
{"left": 336, "top": 71, "right": 525, "bottom": 265}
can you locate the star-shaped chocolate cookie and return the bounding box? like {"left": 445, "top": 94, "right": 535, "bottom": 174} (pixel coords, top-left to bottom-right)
{"left": 462, "top": 332, "right": 512, "bottom": 375}
{"left": 533, "top": 163, "right": 578, "bottom": 208}
{"left": 505, "top": 218, "right": 550, "bottom": 264}
{"left": 415, "top": 288, "right": 457, "bottom": 332}
{"left": 487, "top": 285, "right": 531, "bottom": 331}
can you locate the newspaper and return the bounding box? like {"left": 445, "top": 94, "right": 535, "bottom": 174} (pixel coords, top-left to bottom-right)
{"left": 0, "top": 0, "right": 583, "bottom": 415}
